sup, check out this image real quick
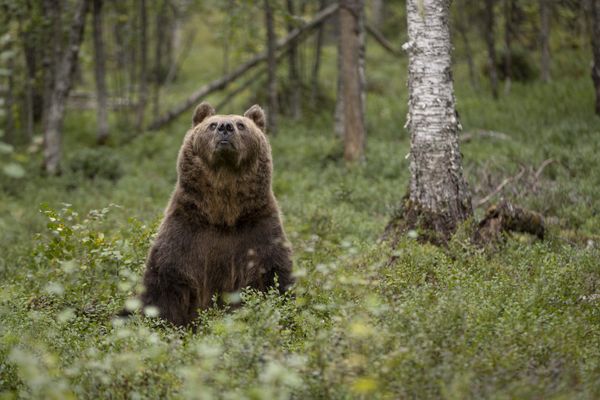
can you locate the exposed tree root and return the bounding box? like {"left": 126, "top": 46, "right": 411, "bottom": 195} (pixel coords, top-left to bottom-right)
{"left": 473, "top": 200, "right": 545, "bottom": 244}
{"left": 384, "top": 198, "right": 545, "bottom": 249}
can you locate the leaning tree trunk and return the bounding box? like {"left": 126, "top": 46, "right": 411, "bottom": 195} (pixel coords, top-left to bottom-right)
{"left": 388, "top": 0, "right": 472, "bottom": 243}
{"left": 93, "top": 0, "right": 109, "bottom": 144}
{"left": 539, "top": 0, "right": 551, "bottom": 83}
{"left": 591, "top": 0, "right": 600, "bottom": 115}
{"left": 264, "top": 0, "right": 278, "bottom": 135}
{"left": 286, "top": 0, "right": 301, "bottom": 119}
{"left": 337, "top": 0, "right": 366, "bottom": 162}
{"left": 484, "top": 0, "right": 499, "bottom": 99}
{"left": 43, "top": 0, "right": 88, "bottom": 175}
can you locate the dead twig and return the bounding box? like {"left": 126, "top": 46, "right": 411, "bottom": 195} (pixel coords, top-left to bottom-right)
{"left": 476, "top": 167, "right": 525, "bottom": 208}
{"left": 460, "top": 129, "right": 511, "bottom": 143}
{"left": 534, "top": 158, "right": 558, "bottom": 181}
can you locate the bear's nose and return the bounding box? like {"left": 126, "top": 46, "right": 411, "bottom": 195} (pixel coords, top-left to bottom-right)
{"left": 217, "top": 121, "right": 234, "bottom": 135}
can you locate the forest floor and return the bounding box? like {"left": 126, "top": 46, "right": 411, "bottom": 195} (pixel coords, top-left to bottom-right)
{"left": 1, "top": 31, "right": 600, "bottom": 398}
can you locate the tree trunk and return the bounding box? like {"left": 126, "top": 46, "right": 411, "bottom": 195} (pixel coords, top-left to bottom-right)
{"left": 388, "top": 0, "right": 472, "bottom": 243}
{"left": 4, "top": 45, "right": 15, "bottom": 144}
{"left": 43, "top": 0, "right": 88, "bottom": 175}
{"left": 484, "top": 0, "right": 499, "bottom": 99}
{"left": 337, "top": 0, "right": 366, "bottom": 162}
{"left": 591, "top": 0, "right": 600, "bottom": 115}
{"left": 504, "top": 0, "right": 513, "bottom": 94}
{"left": 539, "top": 0, "right": 551, "bottom": 82}
{"left": 310, "top": 0, "right": 327, "bottom": 105}
{"left": 264, "top": 0, "right": 278, "bottom": 135}
{"left": 93, "top": 0, "right": 109, "bottom": 145}
{"left": 456, "top": 0, "right": 478, "bottom": 90}
{"left": 136, "top": 0, "right": 148, "bottom": 131}
{"left": 286, "top": 0, "right": 302, "bottom": 119}
{"left": 41, "top": 0, "right": 62, "bottom": 131}
{"left": 372, "top": 0, "right": 384, "bottom": 27}
{"left": 153, "top": 0, "right": 168, "bottom": 117}
{"left": 148, "top": 3, "right": 339, "bottom": 130}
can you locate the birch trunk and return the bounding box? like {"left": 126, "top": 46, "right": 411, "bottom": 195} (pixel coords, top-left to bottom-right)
{"left": 43, "top": 0, "right": 88, "bottom": 175}
{"left": 93, "top": 0, "right": 109, "bottom": 144}
{"left": 337, "top": 0, "right": 366, "bottom": 162}
{"left": 400, "top": 0, "right": 472, "bottom": 241}
{"left": 264, "top": 0, "right": 278, "bottom": 135}
{"left": 539, "top": 0, "right": 551, "bottom": 83}
{"left": 591, "top": 0, "right": 600, "bottom": 115}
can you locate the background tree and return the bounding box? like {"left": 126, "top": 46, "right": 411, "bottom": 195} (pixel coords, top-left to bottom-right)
{"left": 336, "top": 0, "right": 366, "bottom": 162}
{"left": 591, "top": 0, "right": 600, "bottom": 115}
{"left": 539, "top": 0, "right": 551, "bottom": 82}
{"left": 286, "top": 0, "right": 301, "bottom": 120}
{"left": 264, "top": 0, "right": 278, "bottom": 135}
{"left": 387, "top": 0, "right": 472, "bottom": 242}
{"left": 136, "top": 0, "right": 148, "bottom": 131}
{"left": 92, "top": 0, "right": 109, "bottom": 145}
{"left": 484, "top": 0, "right": 499, "bottom": 98}
{"left": 43, "top": 0, "right": 88, "bottom": 174}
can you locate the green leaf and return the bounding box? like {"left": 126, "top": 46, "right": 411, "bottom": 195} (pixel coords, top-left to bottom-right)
{"left": 2, "top": 163, "right": 25, "bottom": 178}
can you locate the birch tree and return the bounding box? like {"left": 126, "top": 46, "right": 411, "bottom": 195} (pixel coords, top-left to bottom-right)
{"left": 388, "top": 0, "right": 472, "bottom": 242}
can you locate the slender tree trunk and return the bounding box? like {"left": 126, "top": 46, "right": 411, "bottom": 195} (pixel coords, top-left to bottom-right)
{"left": 311, "top": 0, "right": 327, "bottom": 105}
{"left": 42, "top": 0, "right": 62, "bottom": 131}
{"left": 372, "top": 0, "right": 384, "bottom": 27}
{"left": 337, "top": 0, "right": 366, "bottom": 162}
{"left": 153, "top": 0, "right": 168, "bottom": 117}
{"left": 484, "top": 0, "right": 499, "bottom": 99}
{"left": 334, "top": 13, "right": 345, "bottom": 138}
{"left": 264, "top": 0, "right": 278, "bottom": 135}
{"left": 43, "top": 0, "right": 88, "bottom": 175}
{"left": 136, "top": 0, "right": 148, "bottom": 131}
{"left": 389, "top": 0, "right": 472, "bottom": 243}
{"left": 4, "top": 46, "right": 15, "bottom": 144}
{"left": 93, "top": 0, "right": 109, "bottom": 144}
{"left": 286, "top": 0, "right": 302, "bottom": 119}
{"left": 456, "top": 0, "right": 478, "bottom": 90}
{"left": 591, "top": 0, "right": 600, "bottom": 115}
{"left": 504, "top": 0, "right": 513, "bottom": 94}
{"left": 539, "top": 0, "right": 551, "bottom": 82}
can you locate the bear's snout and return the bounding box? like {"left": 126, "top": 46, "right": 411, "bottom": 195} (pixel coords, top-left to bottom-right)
{"left": 217, "top": 121, "right": 235, "bottom": 137}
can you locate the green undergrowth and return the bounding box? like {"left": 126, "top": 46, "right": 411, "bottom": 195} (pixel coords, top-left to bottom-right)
{"left": 1, "top": 30, "right": 600, "bottom": 399}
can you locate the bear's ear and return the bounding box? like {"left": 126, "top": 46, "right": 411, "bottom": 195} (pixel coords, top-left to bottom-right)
{"left": 244, "top": 104, "right": 266, "bottom": 132}
{"left": 192, "top": 102, "right": 215, "bottom": 127}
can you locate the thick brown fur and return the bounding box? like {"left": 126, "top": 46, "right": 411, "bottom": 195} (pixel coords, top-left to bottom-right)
{"left": 138, "top": 102, "right": 293, "bottom": 327}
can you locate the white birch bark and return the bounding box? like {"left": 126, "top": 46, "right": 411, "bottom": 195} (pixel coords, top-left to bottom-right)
{"left": 404, "top": 0, "right": 472, "bottom": 234}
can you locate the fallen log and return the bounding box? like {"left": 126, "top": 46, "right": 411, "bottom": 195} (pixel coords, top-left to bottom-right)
{"left": 215, "top": 69, "right": 267, "bottom": 111}
{"left": 147, "top": 3, "right": 339, "bottom": 131}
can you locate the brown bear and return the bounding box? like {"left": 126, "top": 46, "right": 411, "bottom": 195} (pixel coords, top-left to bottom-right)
{"left": 138, "top": 102, "right": 294, "bottom": 327}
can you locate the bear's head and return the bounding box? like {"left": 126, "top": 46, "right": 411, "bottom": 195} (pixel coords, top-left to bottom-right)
{"left": 188, "top": 102, "right": 268, "bottom": 171}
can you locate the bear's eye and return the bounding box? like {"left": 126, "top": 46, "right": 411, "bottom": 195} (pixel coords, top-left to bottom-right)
{"left": 209, "top": 123, "right": 217, "bottom": 130}
{"left": 236, "top": 122, "right": 245, "bottom": 131}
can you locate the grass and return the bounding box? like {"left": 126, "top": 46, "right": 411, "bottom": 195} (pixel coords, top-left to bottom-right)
{"left": 1, "top": 15, "right": 600, "bottom": 399}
